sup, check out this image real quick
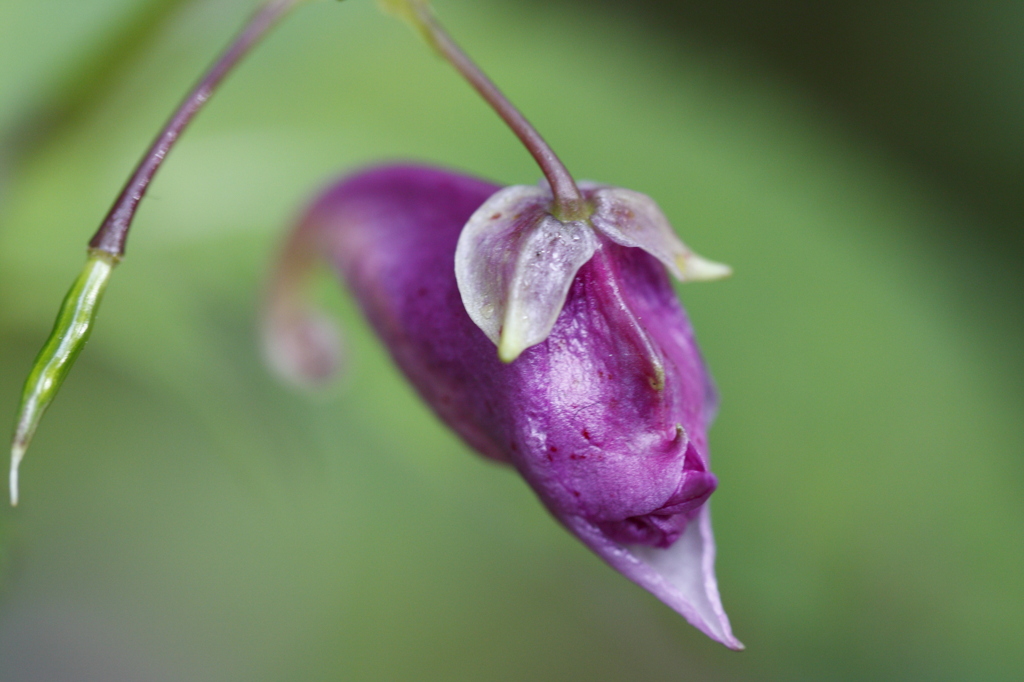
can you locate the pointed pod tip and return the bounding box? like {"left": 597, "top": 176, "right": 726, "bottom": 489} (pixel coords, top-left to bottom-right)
{"left": 6, "top": 251, "right": 115, "bottom": 508}
{"left": 679, "top": 253, "right": 733, "bottom": 282}
{"left": 9, "top": 443, "right": 24, "bottom": 507}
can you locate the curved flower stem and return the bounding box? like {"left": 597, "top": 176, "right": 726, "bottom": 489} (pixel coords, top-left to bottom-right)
{"left": 90, "top": 0, "right": 305, "bottom": 256}
{"left": 389, "top": 1, "right": 589, "bottom": 222}
{"left": 10, "top": 0, "right": 307, "bottom": 505}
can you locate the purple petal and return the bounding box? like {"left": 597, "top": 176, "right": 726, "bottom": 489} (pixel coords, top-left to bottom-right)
{"left": 310, "top": 164, "right": 513, "bottom": 462}
{"left": 455, "top": 185, "right": 600, "bottom": 362}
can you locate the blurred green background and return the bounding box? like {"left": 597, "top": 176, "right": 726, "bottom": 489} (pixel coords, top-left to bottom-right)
{"left": 0, "top": 0, "right": 1021, "bottom": 679}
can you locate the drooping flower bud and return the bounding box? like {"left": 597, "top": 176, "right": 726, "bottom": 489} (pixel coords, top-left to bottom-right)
{"left": 265, "top": 164, "right": 742, "bottom": 649}
{"left": 262, "top": 0, "right": 743, "bottom": 648}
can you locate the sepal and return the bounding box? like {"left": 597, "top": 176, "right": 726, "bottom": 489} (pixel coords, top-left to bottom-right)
{"left": 455, "top": 185, "right": 600, "bottom": 363}
{"left": 588, "top": 186, "right": 732, "bottom": 282}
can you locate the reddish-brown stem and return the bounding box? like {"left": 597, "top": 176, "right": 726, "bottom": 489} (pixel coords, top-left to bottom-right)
{"left": 411, "top": 4, "right": 588, "bottom": 221}
{"left": 89, "top": 0, "right": 302, "bottom": 257}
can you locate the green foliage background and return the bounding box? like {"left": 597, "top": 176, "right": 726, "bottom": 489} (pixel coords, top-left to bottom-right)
{"left": 0, "top": 0, "right": 1021, "bottom": 679}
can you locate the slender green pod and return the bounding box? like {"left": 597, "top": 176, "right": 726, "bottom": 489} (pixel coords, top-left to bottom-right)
{"left": 9, "top": 0, "right": 307, "bottom": 505}
{"left": 10, "top": 251, "right": 117, "bottom": 505}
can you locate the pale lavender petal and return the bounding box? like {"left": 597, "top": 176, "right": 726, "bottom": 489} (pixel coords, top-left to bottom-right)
{"left": 565, "top": 505, "right": 742, "bottom": 649}
{"left": 589, "top": 186, "right": 731, "bottom": 282}
{"left": 455, "top": 185, "right": 600, "bottom": 362}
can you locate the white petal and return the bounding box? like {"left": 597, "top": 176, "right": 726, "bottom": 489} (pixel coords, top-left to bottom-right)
{"left": 589, "top": 187, "right": 731, "bottom": 282}
{"left": 455, "top": 185, "right": 600, "bottom": 362}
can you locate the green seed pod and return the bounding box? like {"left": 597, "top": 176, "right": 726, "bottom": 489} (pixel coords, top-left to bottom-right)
{"left": 9, "top": 251, "right": 117, "bottom": 505}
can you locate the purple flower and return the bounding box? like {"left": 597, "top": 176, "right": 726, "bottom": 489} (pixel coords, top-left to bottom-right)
{"left": 266, "top": 0, "right": 741, "bottom": 649}
{"left": 266, "top": 164, "right": 742, "bottom": 649}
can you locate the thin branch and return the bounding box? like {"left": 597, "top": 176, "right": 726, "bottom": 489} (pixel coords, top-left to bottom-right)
{"left": 89, "top": 0, "right": 304, "bottom": 257}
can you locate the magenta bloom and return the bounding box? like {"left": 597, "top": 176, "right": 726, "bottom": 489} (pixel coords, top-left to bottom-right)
{"left": 269, "top": 164, "right": 741, "bottom": 648}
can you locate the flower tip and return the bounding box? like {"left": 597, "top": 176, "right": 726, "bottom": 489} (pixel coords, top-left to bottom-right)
{"left": 497, "top": 344, "right": 521, "bottom": 365}
{"left": 678, "top": 252, "right": 733, "bottom": 282}
{"left": 569, "top": 506, "right": 742, "bottom": 650}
